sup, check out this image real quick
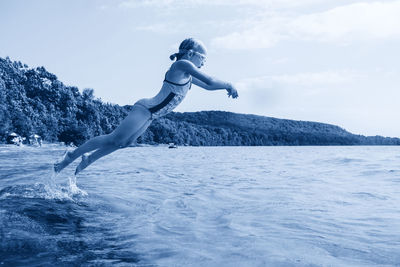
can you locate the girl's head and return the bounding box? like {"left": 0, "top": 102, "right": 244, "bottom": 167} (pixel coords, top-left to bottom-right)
{"left": 170, "top": 38, "right": 207, "bottom": 68}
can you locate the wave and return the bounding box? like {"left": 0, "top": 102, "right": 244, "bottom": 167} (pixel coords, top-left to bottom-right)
{"left": 0, "top": 186, "right": 141, "bottom": 266}
{"left": 324, "top": 157, "right": 367, "bottom": 165}
{"left": 352, "top": 192, "right": 388, "bottom": 200}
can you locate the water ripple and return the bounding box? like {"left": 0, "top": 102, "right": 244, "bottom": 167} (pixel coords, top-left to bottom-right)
{"left": 1, "top": 145, "right": 400, "bottom": 266}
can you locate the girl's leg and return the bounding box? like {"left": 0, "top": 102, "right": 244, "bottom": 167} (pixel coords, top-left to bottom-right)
{"left": 54, "top": 134, "right": 114, "bottom": 173}
{"left": 75, "top": 118, "right": 153, "bottom": 175}
{"left": 55, "top": 104, "right": 151, "bottom": 173}
{"left": 125, "top": 118, "right": 153, "bottom": 146}
{"left": 75, "top": 145, "right": 119, "bottom": 175}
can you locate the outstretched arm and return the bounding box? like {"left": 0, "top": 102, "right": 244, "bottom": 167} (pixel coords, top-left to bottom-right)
{"left": 174, "top": 60, "right": 239, "bottom": 98}
{"left": 192, "top": 77, "right": 238, "bottom": 98}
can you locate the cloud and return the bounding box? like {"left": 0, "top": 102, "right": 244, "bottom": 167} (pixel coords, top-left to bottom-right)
{"left": 236, "top": 70, "right": 362, "bottom": 91}
{"left": 232, "top": 70, "right": 363, "bottom": 113}
{"left": 119, "top": 0, "right": 174, "bottom": 8}
{"left": 119, "top": 0, "right": 339, "bottom": 9}
{"left": 212, "top": 1, "right": 400, "bottom": 49}
{"left": 290, "top": 1, "right": 400, "bottom": 42}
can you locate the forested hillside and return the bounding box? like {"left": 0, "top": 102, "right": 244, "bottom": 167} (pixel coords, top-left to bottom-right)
{"left": 1, "top": 57, "right": 399, "bottom": 146}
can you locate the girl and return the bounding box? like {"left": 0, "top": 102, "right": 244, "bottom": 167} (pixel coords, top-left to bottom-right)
{"left": 54, "top": 38, "right": 238, "bottom": 175}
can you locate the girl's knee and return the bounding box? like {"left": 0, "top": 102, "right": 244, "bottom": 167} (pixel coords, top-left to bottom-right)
{"left": 103, "top": 134, "right": 118, "bottom": 146}
{"left": 106, "top": 133, "right": 128, "bottom": 148}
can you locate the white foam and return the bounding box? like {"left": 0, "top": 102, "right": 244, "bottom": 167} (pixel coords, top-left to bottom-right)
{"left": 68, "top": 175, "right": 88, "bottom": 197}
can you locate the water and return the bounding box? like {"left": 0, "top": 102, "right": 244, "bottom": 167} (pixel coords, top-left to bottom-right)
{"left": 1, "top": 145, "right": 400, "bottom": 266}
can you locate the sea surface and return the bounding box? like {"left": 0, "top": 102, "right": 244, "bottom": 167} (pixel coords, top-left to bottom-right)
{"left": 1, "top": 145, "right": 400, "bottom": 266}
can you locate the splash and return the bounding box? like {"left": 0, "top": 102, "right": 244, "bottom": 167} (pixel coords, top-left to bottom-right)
{"left": 68, "top": 175, "right": 88, "bottom": 197}
{"left": 0, "top": 168, "right": 87, "bottom": 201}
{"left": 0, "top": 183, "right": 71, "bottom": 200}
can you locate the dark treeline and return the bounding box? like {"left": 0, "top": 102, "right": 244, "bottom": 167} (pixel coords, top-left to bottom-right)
{"left": 1, "top": 57, "right": 399, "bottom": 146}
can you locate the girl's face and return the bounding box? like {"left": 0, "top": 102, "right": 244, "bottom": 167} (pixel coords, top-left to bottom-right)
{"left": 189, "top": 46, "right": 207, "bottom": 68}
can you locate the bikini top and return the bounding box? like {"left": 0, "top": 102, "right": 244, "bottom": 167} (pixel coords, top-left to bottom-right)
{"left": 163, "top": 72, "right": 192, "bottom": 93}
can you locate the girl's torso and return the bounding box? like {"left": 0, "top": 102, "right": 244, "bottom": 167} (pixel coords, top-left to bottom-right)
{"left": 136, "top": 70, "right": 192, "bottom": 119}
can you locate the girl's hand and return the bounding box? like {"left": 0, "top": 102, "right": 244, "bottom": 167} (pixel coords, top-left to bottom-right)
{"left": 227, "top": 85, "right": 239, "bottom": 99}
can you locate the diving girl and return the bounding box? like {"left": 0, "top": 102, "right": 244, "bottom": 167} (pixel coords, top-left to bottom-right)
{"left": 54, "top": 38, "right": 239, "bottom": 175}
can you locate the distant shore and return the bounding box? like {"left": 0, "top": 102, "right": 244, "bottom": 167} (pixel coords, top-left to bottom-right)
{"left": 1, "top": 56, "right": 399, "bottom": 147}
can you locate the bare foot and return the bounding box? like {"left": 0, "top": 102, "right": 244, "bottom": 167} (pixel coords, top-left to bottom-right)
{"left": 75, "top": 154, "right": 90, "bottom": 175}
{"left": 54, "top": 151, "right": 73, "bottom": 173}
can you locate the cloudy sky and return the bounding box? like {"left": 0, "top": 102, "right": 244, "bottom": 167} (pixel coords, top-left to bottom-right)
{"left": 1, "top": 0, "right": 399, "bottom": 137}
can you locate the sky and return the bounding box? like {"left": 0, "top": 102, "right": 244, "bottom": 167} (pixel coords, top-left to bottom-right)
{"left": 1, "top": 0, "right": 399, "bottom": 137}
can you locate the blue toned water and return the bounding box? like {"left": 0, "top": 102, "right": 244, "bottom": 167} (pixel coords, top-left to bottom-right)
{"left": 1, "top": 145, "right": 400, "bottom": 266}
